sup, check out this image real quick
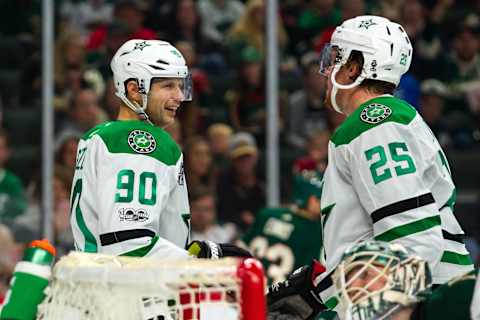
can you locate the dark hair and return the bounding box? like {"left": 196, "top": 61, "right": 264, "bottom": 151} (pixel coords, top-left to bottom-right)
{"left": 189, "top": 185, "right": 215, "bottom": 203}
{"left": 347, "top": 51, "right": 396, "bottom": 95}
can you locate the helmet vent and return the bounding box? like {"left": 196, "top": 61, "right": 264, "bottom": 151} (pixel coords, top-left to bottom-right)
{"left": 405, "top": 36, "right": 410, "bottom": 44}
{"left": 398, "top": 26, "right": 405, "bottom": 33}
{"left": 386, "top": 26, "right": 391, "bottom": 35}
{"left": 147, "top": 64, "right": 165, "bottom": 70}
{"left": 390, "top": 43, "right": 394, "bottom": 56}
{"left": 156, "top": 59, "right": 170, "bottom": 65}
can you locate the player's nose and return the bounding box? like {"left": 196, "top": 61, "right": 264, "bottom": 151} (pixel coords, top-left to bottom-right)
{"left": 173, "top": 86, "right": 184, "bottom": 102}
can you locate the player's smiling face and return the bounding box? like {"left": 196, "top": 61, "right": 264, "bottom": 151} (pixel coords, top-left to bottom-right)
{"left": 147, "top": 78, "right": 184, "bottom": 128}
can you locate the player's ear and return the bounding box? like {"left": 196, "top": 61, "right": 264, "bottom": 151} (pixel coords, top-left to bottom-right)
{"left": 126, "top": 80, "right": 142, "bottom": 103}
{"left": 348, "top": 61, "right": 362, "bottom": 80}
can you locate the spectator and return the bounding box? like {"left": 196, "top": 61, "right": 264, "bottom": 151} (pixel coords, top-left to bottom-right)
{"left": 0, "top": 224, "right": 19, "bottom": 304}
{"left": 101, "top": 77, "right": 121, "bottom": 120}
{"left": 227, "top": 46, "right": 286, "bottom": 146}
{"left": 370, "top": 0, "right": 403, "bottom": 21}
{"left": 175, "top": 40, "right": 211, "bottom": 130}
{"left": 310, "top": 0, "right": 366, "bottom": 54}
{"left": 164, "top": 119, "right": 183, "bottom": 146}
{"left": 55, "top": 133, "right": 81, "bottom": 182}
{"left": 197, "top": 0, "right": 245, "bottom": 46}
{"left": 286, "top": 52, "right": 328, "bottom": 150}
{"left": 293, "top": 129, "right": 330, "bottom": 175}
{"left": 86, "top": 0, "right": 156, "bottom": 51}
{"left": 175, "top": 40, "right": 211, "bottom": 104}
{"left": 399, "top": 0, "right": 448, "bottom": 81}
{"left": 60, "top": 0, "right": 113, "bottom": 37}
{"left": 190, "top": 185, "right": 236, "bottom": 243}
{"left": 88, "top": 21, "right": 131, "bottom": 83}
{"left": 227, "top": 46, "right": 265, "bottom": 138}
{"left": 419, "top": 79, "right": 452, "bottom": 149}
{"left": 227, "top": 0, "right": 288, "bottom": 65}
{"left": 441, "top": 22, "right": 480, "bottom": 147}
{"left": 216, "top": 132, "right": 266, "bottom": 232}
{"left": 297, "top": 0, "right": 342, "bottom": 49}
{"left": 207, "top": 123, "right": 233, "bottom": 175}
{"left": 12, "top": 166, "right": 74, "bottom": 256}
{"left": 339, "top": 0, "right": 365, "bottom": 21}
{"left": 164, "top": 0, "right": 206, "bottom": 52}
{"left": 184, "top": 136, "right": 215, "bottom": 192}
{"left": 0, "top": 129, "right": 27, "bottom": 224}
{"left": 54, "top": 30, "right": 105, "bottom": 113}
{"left": 56, "top": 87, "right": 107, "bottom": 142}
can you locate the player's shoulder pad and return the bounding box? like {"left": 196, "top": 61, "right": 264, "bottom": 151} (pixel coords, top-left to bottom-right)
{"left": 82, "top": 120, "right": 181, "bottom": 166}
{"left": 331, "top": 96, "right": 417, "bottom": 147}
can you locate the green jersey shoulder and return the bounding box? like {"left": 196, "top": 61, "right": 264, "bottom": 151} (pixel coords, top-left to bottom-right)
{"left": 243, "top": 207, "right": 322, "bottom": 283}
{"left": 82, "top": 120, "right": 181, "bottom": 166}
{"left": 331, "top": 96, "right": 417, "bottom": 147}
{"left": 414, "top": 269, "right": 477, "bottom": 320}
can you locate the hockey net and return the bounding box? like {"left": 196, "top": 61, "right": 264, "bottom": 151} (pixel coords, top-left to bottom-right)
{"left": 36, "top": 252, "right": 266, "bottom": 320}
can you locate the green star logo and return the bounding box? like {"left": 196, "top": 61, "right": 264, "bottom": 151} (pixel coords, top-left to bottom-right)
{"left": 358, "top": 19, "right": 377, "bottom": 29}
{"left": 134, "top": 134, "right": 150, "bottom": 148}
{"left": 128, "top": 130, "right": 157, "bottom": 154}
{"left": 367, "top": 106, "right": 385, "bottom": 117}
{"left": 133, "top": 41, "right": 150, "bottom": 51}
{"left": 360, "top": 103, "right": 392, "bottom": 124}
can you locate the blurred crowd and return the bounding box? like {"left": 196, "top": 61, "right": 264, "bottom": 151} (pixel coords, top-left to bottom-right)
{"left": 0, "top": 0, "right": 479, "bottom": 302}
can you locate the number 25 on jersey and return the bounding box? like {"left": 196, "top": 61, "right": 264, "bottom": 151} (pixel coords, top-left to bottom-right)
{"left": 365, "top": 141, "right": 416, "bottom": 184}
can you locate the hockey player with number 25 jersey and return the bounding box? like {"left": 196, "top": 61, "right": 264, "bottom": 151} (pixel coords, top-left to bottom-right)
{"left": 267, "top": 15, "right": 473, "bottom": 318}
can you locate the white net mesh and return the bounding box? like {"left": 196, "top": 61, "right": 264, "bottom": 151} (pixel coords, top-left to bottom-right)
{"left": 37, "top": 252, "right": 246, "bottom": 320}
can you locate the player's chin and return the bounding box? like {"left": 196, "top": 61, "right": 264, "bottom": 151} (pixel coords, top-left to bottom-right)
{"left": 160, "top": 116, "right": 176, "bottom": 128}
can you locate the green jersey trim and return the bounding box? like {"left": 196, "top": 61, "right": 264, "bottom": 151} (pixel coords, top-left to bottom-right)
{"left": 331, "top": 96, "right": 417, "bottom": 146}
{"left": 321, "top": 203, "right": 336, "bottom": 227}
{"left": 120, "top": 235, "right": 160, "bottom": 257}
{"left": 440, "top": 189, "right": 456, "bottom": 211}
{"left": 71, "top": 179, "right": 97, "bottom": 252}
{"left": 374, "top": 215, "right": 441, "bottom": 242}
{"left": 440, "top": 251, "right": 474, "bottom": 266}
{"left": 83, "top": 121, "right": 181, "bottom": 166}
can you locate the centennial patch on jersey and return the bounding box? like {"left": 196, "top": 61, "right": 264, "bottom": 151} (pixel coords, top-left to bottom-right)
{"left": 128, "top": 130, "right": 156, "bottom": 153}
{"left": 360, "top": 103, "right": 392, "bottom": 124}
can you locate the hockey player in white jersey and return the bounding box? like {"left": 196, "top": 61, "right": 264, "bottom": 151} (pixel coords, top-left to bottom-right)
{"left": 267, "top": 15, "right": 473, "bottom": 318}
{"left": 70, "top": 39, "right": 251, "bottom": 259}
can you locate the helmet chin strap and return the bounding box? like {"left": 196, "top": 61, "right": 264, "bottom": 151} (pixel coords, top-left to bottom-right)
{"left": 329, "top": 65, "right": 365, "bottom": 114}
{"left": 116, "top": 92, "right": 154, "bottom": 126}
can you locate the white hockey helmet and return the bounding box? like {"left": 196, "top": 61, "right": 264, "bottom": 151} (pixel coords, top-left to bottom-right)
{"left": 319, "top": 15, "right": 413, "bottom": 113}
{"left": 110, "top": 39, "right": 192, "bottom": 122}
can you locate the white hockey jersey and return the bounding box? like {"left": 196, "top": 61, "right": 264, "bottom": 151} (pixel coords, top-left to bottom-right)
{"left": 70, "top": 120, "right": 190, "bottom": 258}
{"left": 317, "top": 96, "right": 473, "bottom": 305}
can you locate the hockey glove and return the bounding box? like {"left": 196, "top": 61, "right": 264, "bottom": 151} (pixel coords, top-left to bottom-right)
{"left": 187, "top": 240, "right": 253, "bottom": 259}
{"left": 267, "top": 259, "right": 327, "bottom": 320}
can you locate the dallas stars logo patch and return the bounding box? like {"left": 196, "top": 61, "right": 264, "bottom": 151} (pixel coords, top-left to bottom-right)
{"left": 360, "top": 103, "right": 392, "bottom": 124}
{"left": 358, "top": 18, "right": 377, "bottom": 29}
{"left": 128, "top": 130, "right": 156, "bottom": 154}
